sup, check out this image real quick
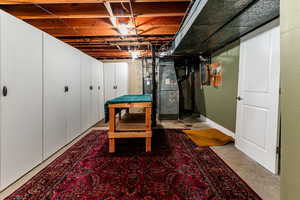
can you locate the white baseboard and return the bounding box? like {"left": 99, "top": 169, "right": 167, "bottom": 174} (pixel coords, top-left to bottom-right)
{"left": 200, "top": 115, "right": 235, "bottom": 138}
{"left": 92, "top": 127, "right": 109, "bottom": 131}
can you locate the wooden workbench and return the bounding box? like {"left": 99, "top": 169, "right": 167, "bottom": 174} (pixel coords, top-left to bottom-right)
{"left": 106, "top": 95, "right": 152, "bottom": 153}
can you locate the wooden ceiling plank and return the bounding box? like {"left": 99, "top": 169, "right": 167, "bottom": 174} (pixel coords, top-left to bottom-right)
{"left": 42, "top": 26, "right": 178, "bottom": 36}
{"left": 23, "top": 16, "right": 182, "bottom": 29}
{"left": 0, "top": 0, "right": 190, "bottom": 4}
{"left": 0, "top": 2, "right": 188, "bottom": 19}
{"left": 0, "top": 1, "right": 189, "bottom": 59}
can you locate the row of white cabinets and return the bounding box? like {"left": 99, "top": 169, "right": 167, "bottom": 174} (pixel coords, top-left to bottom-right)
{"left": 104, "top": 62, "right": 128, "bottom": 101}
{"left": 0, "top": 10, "right": 104, "bottom": 190}
{"left": 43, "top": 34, "right": 104, "bottom": 159}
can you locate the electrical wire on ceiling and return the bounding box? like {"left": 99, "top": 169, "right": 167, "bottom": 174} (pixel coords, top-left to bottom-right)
{"left": 31, "top": 3, "right": 99, "bottom": 57}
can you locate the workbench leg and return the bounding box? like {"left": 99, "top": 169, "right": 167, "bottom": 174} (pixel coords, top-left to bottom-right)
{"left": 109, "top": 107, "right": 116, "bottom": 153}
{"left": 145, "top": 107, "right": 152, "bottom": 131}
{"left": 146, "top": 137, "right": 151, "bottom": 152}
{"left": 109, "top": 139, "right": 115, "bottom": 153}
{"left": 109, "top": 107, "right": 116, "bottom": 131}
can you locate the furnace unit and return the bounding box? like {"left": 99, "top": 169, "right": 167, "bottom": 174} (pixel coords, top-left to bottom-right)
{"left": 158, "top": 57, "right": 179, "bottom": 120}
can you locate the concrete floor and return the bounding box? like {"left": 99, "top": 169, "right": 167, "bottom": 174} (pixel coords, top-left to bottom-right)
{"left": 0, "top": 114, "right": 280, "bottom": 200}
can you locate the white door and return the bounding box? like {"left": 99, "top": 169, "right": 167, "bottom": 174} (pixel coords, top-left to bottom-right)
{"left": 0, "top": 11, "right": 43, "bottom": 188}
{"left": 99, "top": 62, "right": 105, "bottom": 120}
{"left": 91, "top": 59, "right": 100, "bottom": 124}
{"left": 66, "top": 47, "right": 81, "bottom": 141}
{"left": 43, "top": 34, "right": 68, "bottom": 159}
{"left": 104, "top": 63, "right": 116, "bottom": 101}
{"left": 116, "top": 62, "right": 128, "bottom": 97}
{"left": 81, "top": 54, "right": 92, "bottom": 131}
{"left": 236, "top": 25, "right": 280, "bottom": 173}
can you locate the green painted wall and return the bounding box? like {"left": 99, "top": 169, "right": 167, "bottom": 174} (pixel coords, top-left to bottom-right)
{"left": 281, "top": 1, "right": 300, "bottom": 199}
{"left": 199, "top": 44, "right": 239, "bottom": 132}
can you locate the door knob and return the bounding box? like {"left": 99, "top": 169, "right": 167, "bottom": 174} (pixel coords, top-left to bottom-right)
{"left": 2, "top": 86, "right": 7, "bottom": 97}
{"left": 89, "top": 86, "right": 93, "bottom": 90}
{"left": 98, "top": 86, "right": 100, "bottom": 90}
{"left": 64, "top": 86, "right": 69, "bottom": 93}
{"left": 236, "top": 96, "right": 243, "bottom": 101}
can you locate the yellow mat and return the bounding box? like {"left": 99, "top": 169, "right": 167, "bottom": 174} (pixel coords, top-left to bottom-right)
{"left": 183, "top": 128, "right": 234, "bottom": 146}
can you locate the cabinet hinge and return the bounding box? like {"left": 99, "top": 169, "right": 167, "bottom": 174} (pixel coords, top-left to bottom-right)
{"left": 276, "top": 146, "right": 280, "bottom": 154}
{"left": 279, "top": 88, "right": 281, "bottom": 95}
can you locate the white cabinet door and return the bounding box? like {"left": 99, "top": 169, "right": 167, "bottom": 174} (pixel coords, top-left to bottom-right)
{"left": 0, "top": 11, "right": 43, "bottom": 189}
{"left": 104, "top": 63, "right": 116, "bottom": 101}
{"left": 99, "top": 62, "right": 105, "bottom": 120}
{"left": 43, "top": 34, "right": 68, "bottom": 159}
{"left": 66, "top": 47, "right": 81, "bottom": 141}
{"left": 81, "top": 54, "right": 92, "bottom": 131}
{"left": 116, "top": 62, "right": 128, "bottom": 97}
{"left": 91, "top": 59, "right": 100, "bottom": 124}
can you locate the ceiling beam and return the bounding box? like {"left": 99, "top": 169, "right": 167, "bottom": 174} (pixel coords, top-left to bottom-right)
{"left": 103, "top": 1, "right": 117, "bottom": 27}
{"left": 58, "top": 34, "right": 174, "bottom": 39}
{"left": 71, "top": 41, "right": 160, "bottom": 46}
{"left": 23, "top": 17, "right": 181, "bottom": 30}
{"left": 41, "top": 26, "right": 178, "bottom": 36}
{"left": 0, "top": 2, "right": 188, "bottom": 19}
{"left": 60, "top": 37, "right": 173, "bottom": 44}
{"left": 0, "top": 0, "right": 190, "bottom": 4}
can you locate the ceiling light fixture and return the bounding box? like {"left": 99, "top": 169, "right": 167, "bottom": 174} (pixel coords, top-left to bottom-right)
{"left": 130, "top": 50, "right": 140, "bottom": 59}
{"left": 118, "top": 23, "right": 129, "bottom": 35}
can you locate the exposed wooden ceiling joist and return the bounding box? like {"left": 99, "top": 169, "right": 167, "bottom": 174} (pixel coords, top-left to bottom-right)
{"left": 0, "top": 0, "right": 190, "bottom": 4}
{"left": 0, "top": 2, "right": 188, "bottom": 19}
{"left": 24, "top": 17, "right": 181, "bottom": 29}
{"left": 41, "top": 26, "right": 179, "bottom": 36}
{"left": 0, "top": 0, "right": 191, "bottom": 59}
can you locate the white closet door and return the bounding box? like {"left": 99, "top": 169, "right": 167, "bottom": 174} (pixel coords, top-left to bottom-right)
{"left": 104, "top": 63, "right": 116, "bottom": 101}
{"left": 91, "top": 59, "right": 100, "bottom": 124}
{"left": 116, "top": 62, "right": 128, "bottom": 97}
{"left": 236, "top": 26, "right": 280, "bottom": 173}
{"left": 0, "top": 11, "right": 43, "bottom": 189}
{"left": 43, "top": 34, "right": 68, "bottom": 159}
{"left": 81, "top": 55, "right": 92, "bottom": 131}
{"left": 99, "top": 62, "right": 105, "bottom": 120}
{"left": 66, "top": 47, "right": 81, "bottom": 141}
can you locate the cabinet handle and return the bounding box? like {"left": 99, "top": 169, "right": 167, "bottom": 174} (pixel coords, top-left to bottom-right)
{"left": 89, "top": 86, "right": 93, "bottom": 90}
{"left": 64, "top": 86, "right": 69, "bottom": 93}
{"left": 2, "top": 86, "right": 7, "bottom": 97}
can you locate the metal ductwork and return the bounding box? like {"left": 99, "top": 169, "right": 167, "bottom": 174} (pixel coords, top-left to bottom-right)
{"left": 171, "top": 0, "right": 279, "bottom": 56}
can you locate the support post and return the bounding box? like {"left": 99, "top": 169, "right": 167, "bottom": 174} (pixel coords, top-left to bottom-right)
{"left": 151, "top": 45, "right": 157, "bottom": 127}
{"left": 141, "top": 58, "right": 145, "bottom": 94}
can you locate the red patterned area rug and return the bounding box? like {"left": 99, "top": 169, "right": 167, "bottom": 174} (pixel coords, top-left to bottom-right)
{"left": 6, "top": 129, "right": 261, "bottom": 200}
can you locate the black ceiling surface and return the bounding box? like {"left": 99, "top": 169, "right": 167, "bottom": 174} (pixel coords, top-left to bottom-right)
{"left": 173, "top": 0, "right": 280, "bottom": 55}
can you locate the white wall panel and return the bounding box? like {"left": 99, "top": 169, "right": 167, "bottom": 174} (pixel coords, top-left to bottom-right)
{"left": 116, "top": 62, "right": 128, "bottom": 97}
{"left": 99, "top": 62, "right": 105, "bottom": 120}
{"left": 104, "top": 63, "right": 116, "bottom": 102}
{"left": 66, "top": 47, "right": 82, "bottom": 141}
{"left": 0, "top": 11, "right": 43, "bottom": 189}
{"left": 80, "top": 54, "right": 92, "bottom": 131}
{"left": 0, "top": 9, "right": 106, "bottom": 189}
{"left": 43, "top": 34, "right": 68, "bottom": 159}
